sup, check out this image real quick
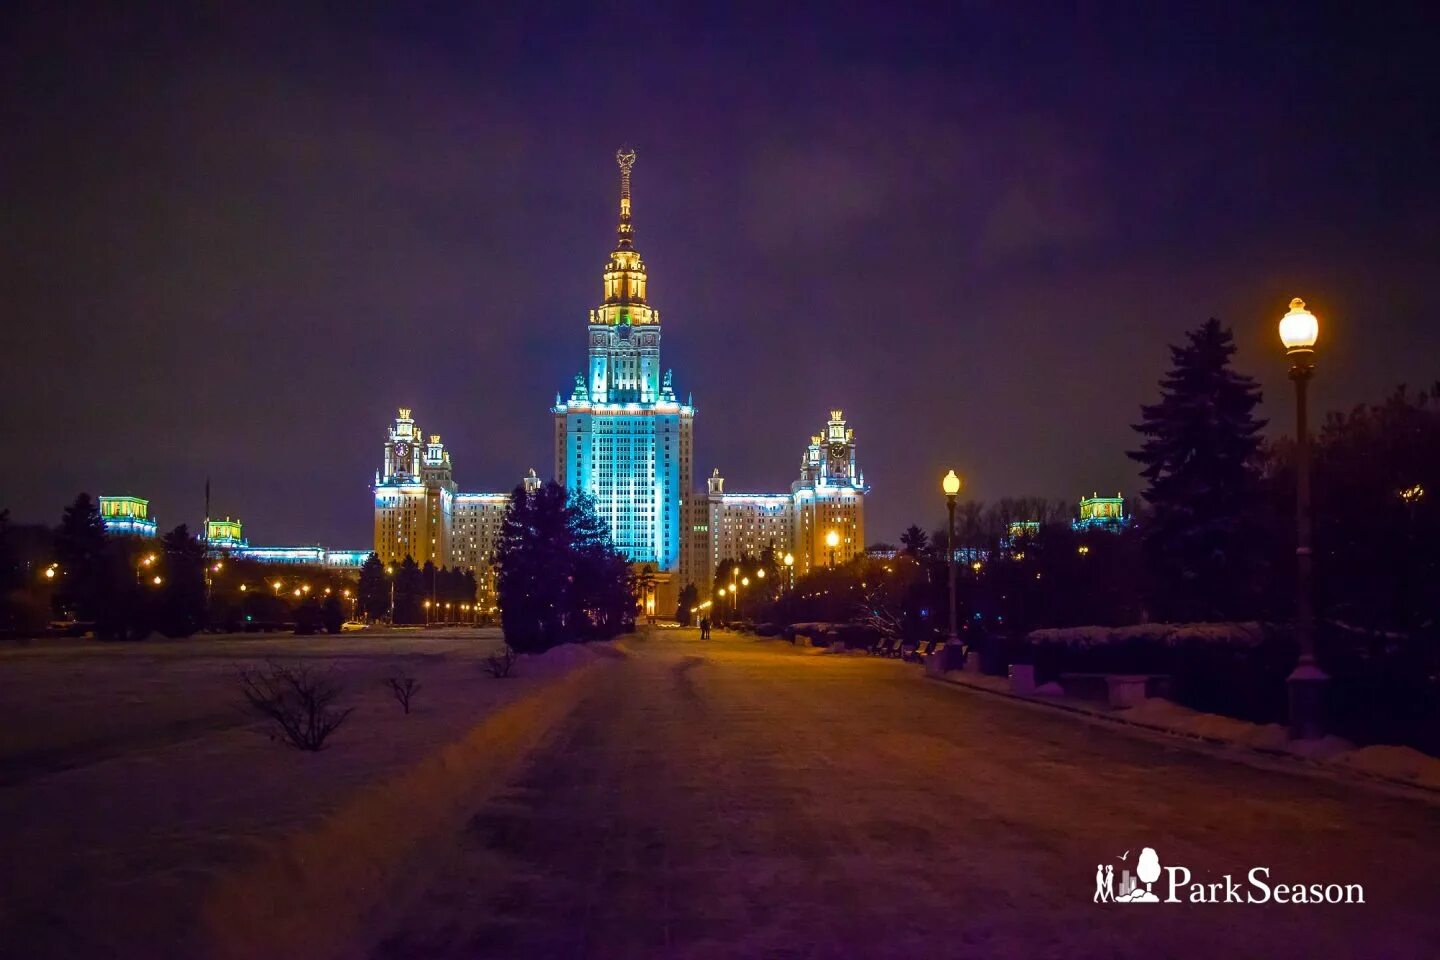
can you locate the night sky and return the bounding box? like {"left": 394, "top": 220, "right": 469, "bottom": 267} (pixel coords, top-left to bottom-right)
{"left": 3, "top": 3, "right": 1437, "bottom": 548}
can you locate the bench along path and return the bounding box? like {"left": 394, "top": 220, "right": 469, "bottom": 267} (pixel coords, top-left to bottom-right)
{"left": 369, "top": 631, "right": 1440, "bottom": 959}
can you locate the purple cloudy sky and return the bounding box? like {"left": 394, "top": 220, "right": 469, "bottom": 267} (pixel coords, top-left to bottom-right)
{"left": 3, "top": 2, "right": 1437, "bottom": 547}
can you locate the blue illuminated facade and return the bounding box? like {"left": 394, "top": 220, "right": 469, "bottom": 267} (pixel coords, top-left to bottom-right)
{"left": 554, "top": 149, "right": 695, "bottom": 577}
{"left": 99, "top": 496, "right": 158, "bottom": 538}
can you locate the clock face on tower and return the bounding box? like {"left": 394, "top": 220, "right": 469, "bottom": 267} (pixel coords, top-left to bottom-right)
{"left": 828, "top": 442, "right": 846, "bottom": 459}
{"left": 395, "top": 443, "right": 409, "bottom": 462}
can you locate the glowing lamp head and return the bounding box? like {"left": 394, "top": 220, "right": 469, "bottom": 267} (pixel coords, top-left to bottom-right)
{"left": 942, "top": 469, "right": 962, "bottom": 497}
{"left": 1279, "top": 297, "right": 1319, "bottom": 354}
{"left": 783, "top": 553, "right": 794, "bottom": 567}
{"left": 756, "top": 568, "right": 765, "bottom": 578}
{"left": 240, "top": 584, "right": 247, "bottom": 592}
{"left": 741, "top": 577, "right": 750, "bottom": 587}
{"left": 717, "top": 588, "right": 726, "bottom": 597}
{"left": 152, "top": 575, "right": 163, "bottom": 586}
{"left": 825, "top": 530, "right": 840, "bottom": 548}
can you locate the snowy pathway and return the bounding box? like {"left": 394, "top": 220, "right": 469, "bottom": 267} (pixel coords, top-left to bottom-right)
{"left": 371, "top": 630, "right": 1440, "bottom": 959}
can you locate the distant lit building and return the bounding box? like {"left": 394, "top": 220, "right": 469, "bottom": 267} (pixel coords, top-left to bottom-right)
{"left": 1074, "top": 493, "right": 1127, "bottom": 532}
{"left": 372, "top": 408, "right": 540, "bottom": 611}
{"left": 99, "top": 496, "right": 157, "bottom": 537}
{"left": 554, "top": 148, "right": 695, "bottom": 612}
{"left": 204, "top": 516, "right": 366, "bottom": 569}
{"left": 206, "top": 517, "right": 247, "bottom": 550}
{"left": 368, "top": 150, "right": 870, "bottom": 616}
{"left": 695, "top": 409, "right": 869, "bottom": 596}
{"left": 372, "top": 409, "right": 456, "bottom": 569}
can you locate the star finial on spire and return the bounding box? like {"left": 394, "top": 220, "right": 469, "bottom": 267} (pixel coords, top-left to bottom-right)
{"left": 616, "top": 146, "right": 636, "bottom": 248}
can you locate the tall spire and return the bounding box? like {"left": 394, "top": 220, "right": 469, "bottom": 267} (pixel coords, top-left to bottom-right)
{"left": 594, "top": 146, "right": 652, "bottom": 324}
{"left": 616, "top": 146, "right": 636, "bottom": 249}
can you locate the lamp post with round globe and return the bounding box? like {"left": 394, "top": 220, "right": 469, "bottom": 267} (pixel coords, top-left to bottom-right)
{"left": 1279, "top": 297, "right": 1326, "bottom": 739}
{"left": 941, "top": 470, "right": 963, "bottom": 671}
{"left": 825, "top": 530, "right": 840, "bottom": 568}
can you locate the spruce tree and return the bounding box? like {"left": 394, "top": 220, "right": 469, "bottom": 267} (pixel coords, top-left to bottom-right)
{"left": 54, "top": 492, "right": 108, "bottom": 621}
{"left": 1129, "top": 318, "right": 1266, "bottom": 620}
{"left": 394, "top": 555, "right": 423, "bottom": 624}
{"left": 156, "top": 524, "right": 206, "bottom": 638}
{"left": 357, "top": 553, "right": 387, "bottom": 621}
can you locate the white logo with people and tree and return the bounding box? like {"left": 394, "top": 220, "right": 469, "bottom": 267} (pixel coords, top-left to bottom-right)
{"left": 1095, "top": 847, "right": 1162, "bottom": 903}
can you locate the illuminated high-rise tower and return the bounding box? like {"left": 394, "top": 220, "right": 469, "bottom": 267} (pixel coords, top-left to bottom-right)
{"left": 554, "top": 149, "right": 696, "bottom": 596}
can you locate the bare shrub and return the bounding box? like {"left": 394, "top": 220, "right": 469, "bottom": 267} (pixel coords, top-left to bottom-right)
{"left": 238, "top": 661, "right": 354, "bottom": 751}
{"left": 386, "top": 670, "right": 420, "bottom": 714}
{"left": 482, "top": 645, "right": 518, "bottom": 679}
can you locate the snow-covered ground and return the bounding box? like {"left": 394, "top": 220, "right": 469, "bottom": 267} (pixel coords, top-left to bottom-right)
{"left": 0, "top": 628, "right": 610, "bottom": 958}
{"left": 940, "top": 667, "right": 1440, "bottom": 795}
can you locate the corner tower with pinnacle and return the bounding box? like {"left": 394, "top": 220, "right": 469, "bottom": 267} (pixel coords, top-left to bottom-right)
{"left": 554, "top": 149, "right": 697, "bottom": 609}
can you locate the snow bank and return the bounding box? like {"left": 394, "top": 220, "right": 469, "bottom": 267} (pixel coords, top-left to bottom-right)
{"left": 1120, "top": 699, "right": 1440, "bottom": 789}
{"left": 1027, "top": 622, "right": 1267, "bottom": 648}
{"left": 1333, "top": 745, "right": 1440, "bottom": 791}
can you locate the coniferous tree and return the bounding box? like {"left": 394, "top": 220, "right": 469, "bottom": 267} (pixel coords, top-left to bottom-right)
{"left": 899, "top": 525, "right": 929, "bottom": 558}
{"left": 155, "top": 524, "right": 206, "bottom": 638}
{"left": 496, "top": 482, "right": 631, "bottom": 650}
{"left": 497, "top": 482, "right": 570, "bottom": 651}
{"left": 676, "top": 583, "right": 699, "bottom": 625}
{"left": 357, "top": 553, "right": 388, "bottom": 621}
{"left": 394, "top": 555, "right": 423, "bottom": 624}
{"left": 1129, "top": 318, "right": 1266, "bottom": 620}
{"left": 421, "top": 559, "right": 437, "bottom": 611}
{"left": 54, "top": 493, "right": 108, "bottom": 621}
{"left": 321, "top": 593, "right": 345, "bottom": 633}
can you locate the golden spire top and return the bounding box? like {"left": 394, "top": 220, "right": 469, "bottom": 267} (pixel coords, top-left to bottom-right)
{"left": 616, "top": 146, "right": 636, "bottom": 249}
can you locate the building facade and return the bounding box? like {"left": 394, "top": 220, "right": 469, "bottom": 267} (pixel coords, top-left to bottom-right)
{"left": 369, "top": 149, "right": 869, "bottom": 618}
{"left": 371, "top": 409, "right": 541, "bottom": 612}
{"left": 1074, "top": 493, "right": 1127, "bottom": 532}
{"left": 553, "top": 148, "right": 695, "bottom": 610}
{"left": 692, "top": 409, "right": 868, "bottom": 597}
{"left": 99, "top": 496, "right": 157, "bottom": 537}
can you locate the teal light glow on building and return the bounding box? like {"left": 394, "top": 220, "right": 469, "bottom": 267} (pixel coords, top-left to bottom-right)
{"left": 553, "top": 149, "right": 695, "bottom": 583}
{"left": 1074, "top": 493, "right": 1127, "bottom": 532}
{"left": 99, "top": 496, "right": 158, "bottom": 537}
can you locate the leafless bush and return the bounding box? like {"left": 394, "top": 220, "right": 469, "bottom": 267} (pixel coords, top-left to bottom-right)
{"left": 482, "top": 645, "right": 517, "bottom": 679}
{"left": 386, "top": 670, "right": 420, "bottom": 714}
{"left": 238, "top": 661, "right": 353, "bottom": 751}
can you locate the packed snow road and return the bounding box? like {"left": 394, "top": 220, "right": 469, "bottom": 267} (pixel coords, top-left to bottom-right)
{"left": 372, "top": 629, "right": 1440, "bottom": 959}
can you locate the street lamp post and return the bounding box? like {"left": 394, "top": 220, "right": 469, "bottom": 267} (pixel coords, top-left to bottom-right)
{"left": 1280, "top": 297, "right": 1326, "bottom": 739}
{"left": 931, "top": 469, "right": 963, "bottom": 675}
{"left": 783, "top": 552, "right": 794, "bottom": 591}
{"left": 825, "top": 530, "right": 840, "bottom": 569}
{"left": 386, "top": 565, "right": 395, "bottom": 624}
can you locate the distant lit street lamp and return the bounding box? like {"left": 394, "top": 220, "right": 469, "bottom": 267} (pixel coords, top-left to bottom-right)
{"left": 1280, "top": 296, "right": 1326, "bottom": 739}
{"left": 932, "top": 469, "right": 963, "bottom": 674}
{"left": 783, "top": 552, "right": 794, "bottom": 591}
{"left": 826, "top": 529, "right": 840, "bottom": 568}
{"left": 386, "top": 565, "right": 396, "bottom": 624}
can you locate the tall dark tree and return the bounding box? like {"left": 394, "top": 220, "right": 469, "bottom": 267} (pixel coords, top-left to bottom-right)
{"left": 421, "top": 559, "right": 437, "bottom": 612}
{"left": 675, "top": 582, "right": 699, "bottom": 625}
{"left": 155, "top": 524, "right": 206, "bottom": 638}
{"left": 394, "top": 555, "right": 423, "bottom": 624}
{"left": 899, "top": 525, "right": 929, "bottom": 558}
{"left": 496, "top": 482, "right": 631, "bottom": 651}
{"left": 357, "top": 552, "right": 388, "bottom": 621}
{"left": 496, "top": 482, "right": 571, "bottom": 651}
{"left": 564, "top": 489, "right": 633, "bottom": 637}
{"left": 54, "top": 493, "right": 108, "bottom": 621}
{"left": 1129, "top": 319, "right": 1266, "bottom": 620}
{"left": 321, "top": 593, "right": 345, "bottom": 634}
